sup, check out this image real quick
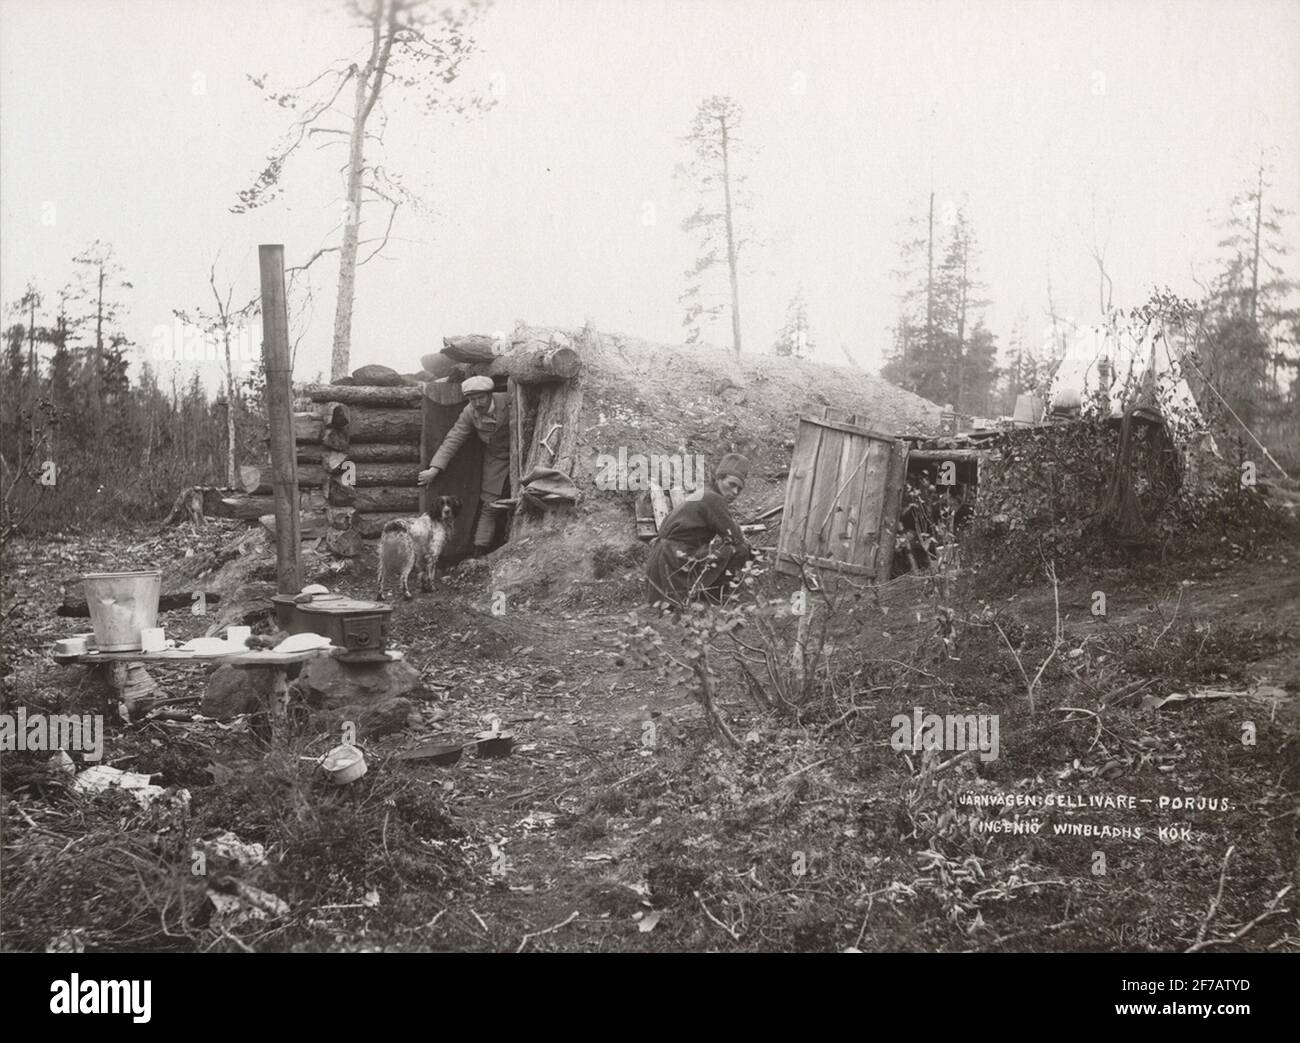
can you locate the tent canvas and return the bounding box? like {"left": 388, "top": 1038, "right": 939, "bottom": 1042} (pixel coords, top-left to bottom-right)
{"left": 1047, "top": 323, "right": 1214, "bottom": 446}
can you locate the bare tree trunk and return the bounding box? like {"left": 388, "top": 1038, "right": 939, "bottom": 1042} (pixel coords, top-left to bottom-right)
{"left": 222, "top": 329, "right": 237, "bottom": 487}
{"left": 27, "top": 297, "right": 37, "bottom": 445}
{"left": 1046, "top": 269, "right": 1062, "bottom": 360}
{"left": 329, "top": 4, "right": 397, "bottom": 381}
{"left": 331, "top": 69, "right": 367, "bottom": 382}
{"left": 719, "top": 114, "right": 743, "bottom": 357}
{"left": 1249, "top": 159, "right": 1263, "bottom": 330}
{"left": 926, "top": 191, "right": 935, "bottom": 367}
{"left": 953, "top": 242, "right": 968, "bottom": 415}
{"left": 92, "top": 265, "right": 105, "bottom": 424}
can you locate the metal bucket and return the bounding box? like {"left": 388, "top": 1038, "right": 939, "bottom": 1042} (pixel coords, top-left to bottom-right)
{"left": 81, "top": 571, "right": 162, "bottom": 652}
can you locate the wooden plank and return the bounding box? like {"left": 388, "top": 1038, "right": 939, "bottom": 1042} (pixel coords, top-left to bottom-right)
{"left": 804, "top": 425, "right": 845, "bottom": 561}
{"left": 797, "top": 414, "right": 897, "bottom": 442}
{"left": 508, "top": 377, "right": 522, "bottom": 501}
{"left": 72, "top": 646, "right": 335, "bottom": 666}
{"left": 907, "top": 449, "right": 989, "bottom": 462}
{"left": 874, "top": 439, "right": 910, "bottom": 580}
{"left": 774, "top": 552, "right": 875, "bottom": 577}
{"left": 648, "top": 482, "right": 671, "bottom": 530}
{"left": 829, "top": 433, "right": 872, "bottom": 566}
{"left": 776, "top": 418, "right": 821, "bottom": 566}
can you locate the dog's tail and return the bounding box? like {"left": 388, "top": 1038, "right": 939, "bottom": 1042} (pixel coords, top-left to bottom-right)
{"left": 379, "top": 523, "right": 407, "bottom": 578}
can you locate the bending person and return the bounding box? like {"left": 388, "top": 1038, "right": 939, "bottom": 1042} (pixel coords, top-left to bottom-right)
{"left": 644, "top": 453, "right": 753, "bottom": 609}
{"left": 418, "top": 375, "right": 511, "bottom": 557}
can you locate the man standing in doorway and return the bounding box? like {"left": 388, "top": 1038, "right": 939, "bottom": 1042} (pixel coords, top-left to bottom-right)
{"left": 418, "top": 375, "right": 511, "bottom": 557}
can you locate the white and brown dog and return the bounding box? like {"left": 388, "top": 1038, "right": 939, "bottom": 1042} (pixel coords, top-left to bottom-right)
{"left": 376, "top": 495, "right": 462, "bottom": 600}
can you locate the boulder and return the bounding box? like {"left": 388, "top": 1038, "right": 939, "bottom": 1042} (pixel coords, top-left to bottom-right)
{"left": 309, "top": 697, "right": 415, "bottom": 740}
{"left": 292, "top": 655, "right": 420, "bottom": 709}
{"left": 203, "top": 664, "right": 281, "bottom": 719}
{"left": 350, "top": 364, "right": 405, "bottom": 387}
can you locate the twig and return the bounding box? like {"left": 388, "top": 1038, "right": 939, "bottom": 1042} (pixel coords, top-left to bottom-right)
{"left": 968, "top": 914, "right": 1086, "bottom": 952}
{"left": 775, "top": 757, "right": 830, "bottom": 787}
{"left": 695, "top": 891, "right": 741, "bottom": 941}
{"left": 1152, "top": 586, "right": 1184, "bottom": 649}
{"left": 853, "top": 896, "right": 875, "bottom": 949}
{"left": 1192, "top": 844, "right": 1234, "bottom": 947}
{"left": 515, "top": 910, "right": 580, "bottom": 953}
{"left": 1184, "top": 885, "right": 1291, "bottom": 953}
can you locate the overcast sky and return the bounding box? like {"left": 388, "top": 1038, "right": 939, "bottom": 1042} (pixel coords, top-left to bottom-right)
{"left": 2, "top": 0, "right": 1298, "bottom": 392}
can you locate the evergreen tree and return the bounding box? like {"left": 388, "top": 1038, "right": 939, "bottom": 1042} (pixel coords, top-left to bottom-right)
{"left": 679, "top": 96, "right": 751, "bottom": 353}
{"left": 773, "top": 290, "right": 814, "bottom": 358}
{"left": 884, "top": 204, "right": 998, "bottom": 413}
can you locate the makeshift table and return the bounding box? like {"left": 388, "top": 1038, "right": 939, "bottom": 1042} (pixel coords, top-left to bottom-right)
{"left": 53, "top": 645, "right": 339, "bottom": 724}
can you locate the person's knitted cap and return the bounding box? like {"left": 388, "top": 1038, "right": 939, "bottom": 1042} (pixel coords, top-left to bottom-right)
{"left": 716, "top": 453, "right": 749, "bottom": 481}
{"left": 462, "top": 375, "right": 494, "bottom": 394}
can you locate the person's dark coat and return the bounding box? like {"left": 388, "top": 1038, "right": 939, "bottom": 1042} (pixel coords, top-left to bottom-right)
{"left": 644, "top": 485, "right": 751, "bottom": 608}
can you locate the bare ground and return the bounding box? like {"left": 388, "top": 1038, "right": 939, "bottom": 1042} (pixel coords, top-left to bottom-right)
{"left": 2, "top": 522, "right": 1297, "bottom": 952}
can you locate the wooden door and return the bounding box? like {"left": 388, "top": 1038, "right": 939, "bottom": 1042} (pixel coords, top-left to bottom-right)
{"left": 775, "top": 413, "right": 908, "bottom": 581}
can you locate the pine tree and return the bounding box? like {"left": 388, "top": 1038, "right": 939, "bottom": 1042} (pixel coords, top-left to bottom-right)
{"left": 884, "top": 205, "right": 998, "bottom": 412}
{"left": 773, "top": 290, "right": 814, "bottom": 358}
{"left": 679, "top": 96, "right": 750, "bottom": 353}
{"left": 1199, "top": 160, "right": 1299, "bottom": 429}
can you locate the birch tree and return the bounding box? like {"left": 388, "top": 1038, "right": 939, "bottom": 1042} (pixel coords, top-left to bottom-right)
{"left": 234, "top": 0, "right": 493, "bottom": 380}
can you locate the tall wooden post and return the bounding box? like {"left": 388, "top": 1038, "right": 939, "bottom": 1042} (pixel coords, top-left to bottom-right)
{"left": 258, "top": 244, "right": 302, "bottom": 593}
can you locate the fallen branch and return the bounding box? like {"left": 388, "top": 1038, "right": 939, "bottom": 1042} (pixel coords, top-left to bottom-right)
{"left": 1185, "top": 883, "right": 1291, "bottom": 953}
{"left": 694, "top": 891, "right": 741, "bottom": 942}
{"left": 1191, "top": 844, "right": 1234, "bottom": 947}
{"left": 516, "top": 910, "right": 580, "bottom": 953}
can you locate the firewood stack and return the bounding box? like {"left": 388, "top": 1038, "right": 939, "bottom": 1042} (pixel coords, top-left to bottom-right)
{"left": 294, "top": 379, "right": 425, "bottom": 545}
{"left": 210, "top": 329, "right": 585, "bottom": 551}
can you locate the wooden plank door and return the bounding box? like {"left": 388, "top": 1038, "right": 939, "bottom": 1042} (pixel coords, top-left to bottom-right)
{"left": 776, "top": 414, "right": 909, "bottom": 581}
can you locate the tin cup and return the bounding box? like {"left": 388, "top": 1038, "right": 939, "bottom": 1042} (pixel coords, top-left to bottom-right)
{"left": 140, "top": 627, "right": 166, "bottom": 653}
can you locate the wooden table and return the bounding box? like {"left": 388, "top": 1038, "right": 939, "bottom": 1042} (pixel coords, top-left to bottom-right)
{"left": 54, "top": 645, "right": 340, "bottom": 723}
{"left": 60, "top": 646, "right": 338, "bottom": 668}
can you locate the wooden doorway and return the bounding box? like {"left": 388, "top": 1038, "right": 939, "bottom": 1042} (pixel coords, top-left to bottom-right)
{"left": 775, "top": 413, "right": 909, "bottom": 581}
{"left": 419, "top": 381, "right": 484, "bottom": 559}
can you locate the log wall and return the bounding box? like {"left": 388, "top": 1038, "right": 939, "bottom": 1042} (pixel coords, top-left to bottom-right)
{"left": 218, "top": 328, "right": 583, "bottom": 546}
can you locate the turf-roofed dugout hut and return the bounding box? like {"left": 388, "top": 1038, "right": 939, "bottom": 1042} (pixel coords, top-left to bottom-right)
{"left": 485, "top": 324, "right": 943, "bottom": 602}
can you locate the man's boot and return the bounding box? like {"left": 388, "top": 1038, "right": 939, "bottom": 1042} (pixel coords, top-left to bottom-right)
{"left": 473, "top": 545, "right": 490, "bottom": 559}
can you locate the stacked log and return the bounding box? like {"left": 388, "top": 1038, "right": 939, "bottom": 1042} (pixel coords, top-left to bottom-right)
{"left": 212, "top": 335, "right": 585, "bottom": 548}
{"left": 294, "top": 382, "right": 426, "bottom": 542}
